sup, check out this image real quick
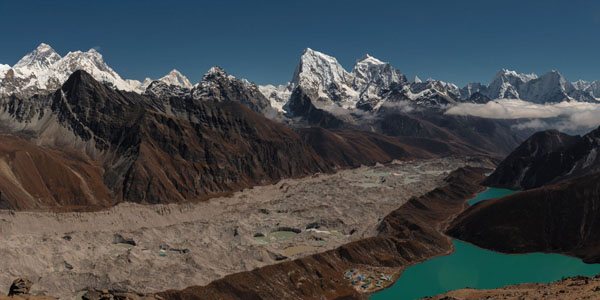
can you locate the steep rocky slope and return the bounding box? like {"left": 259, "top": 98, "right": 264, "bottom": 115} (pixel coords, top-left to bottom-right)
{"left": 190, "top": 67, "right": 275, "bottom": 115}
{"left": 484, "top": 127, "right": 600, "bottom": 189}
{"left": 0, "top": 70, "right": 329, "bottom": 208}
{"left": 298, "top": 127, "right": 485, "bottom": 169}
{"left": 0, "top": 134, "right": 112, "bottom": 210}
{"left": 285, "top": 86, "right": 526, "bottom": 158}
{"left": 375, "top": 111, "right": 526, "bottom": 157}
{"left": 285, "top": 87, "right": 347, "bottom": 128}
{"left": 449, "top": 171, "right": 600, "bottom": 263}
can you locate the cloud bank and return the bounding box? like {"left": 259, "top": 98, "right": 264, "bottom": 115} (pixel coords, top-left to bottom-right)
{"left": 445, "top": 99, "right": 600, "bottom": 131}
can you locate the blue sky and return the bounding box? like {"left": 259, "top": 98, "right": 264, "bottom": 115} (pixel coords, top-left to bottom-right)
{"left": 0, "top": 0, "right": 599, "bottom": 86}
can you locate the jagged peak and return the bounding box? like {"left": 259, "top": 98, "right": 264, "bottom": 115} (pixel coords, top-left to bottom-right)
{"left": 572, "top": 79, "right": 597, "bottom": 91}
{"left": 167, "top": 69, "right": 183, "bottom": 76}
{"left": 544, "top": 69, "right": 563, "bottom": 77}
{"left": 14, "top": 42, "right": 62, "bottom": 69}
{"left": 159, "top": 69, "right": 192, "bottom": 89}
{"left": 36, "top": 42, "right": 54, "bottom": 52}
{"left": 64, "top": 48, "right": 103, "bottom": 59}
{"left": 61, "top": 69, "right": 101, "bottom": 92}
{"left": 494, "top": 69, "right": 538, "bottom": 81}
{"left": 86, "top": 48, "right": 101, "bottom": 56}
{"left": 67, "top": 69, "right": 95, "bottom": 80}
{"left": 204, "top": 66, "right": 228, "bottom": 78}
{"left": 534, "top": 70, "right": 569, "bottom": 85}
{"left": 356, "top": 53, "right": 385, "bottom": 65}
{"left": 293, "top": 48, "right": 350, "bottom": 86}
{"left": 299, "top": 48, "right": 339, "bottom": 62}
{"left": 200, "top": 66, "right": 254, "bottom": 88}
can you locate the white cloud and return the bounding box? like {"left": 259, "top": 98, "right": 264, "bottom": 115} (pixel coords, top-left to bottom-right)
{"left": 379, "top": 101, "right": 416, "bottom": 113}
{"left": 445, "top": 99, "right": 600, "bottom": 131}
{"left": 512, "top": 119, "right": 551, "bottom": 130}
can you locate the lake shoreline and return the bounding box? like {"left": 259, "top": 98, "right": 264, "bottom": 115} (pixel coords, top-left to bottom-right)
{"left": 371, "top": 187, "right": 600, "bottom": 300}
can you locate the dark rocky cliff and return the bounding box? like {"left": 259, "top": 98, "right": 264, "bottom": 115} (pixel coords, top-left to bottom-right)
{"left": 449, "top": 171, "right": 600, "bottom": 263}
{"left": 484, "top": 127, "right": 600, "bottom": 189}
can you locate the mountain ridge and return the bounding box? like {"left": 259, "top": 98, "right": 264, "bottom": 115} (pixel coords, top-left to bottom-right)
{"left": 484, "top": 126, "right": 600, "bottom": 189}
{"left": 2, "top": 44, "right": 598, "bottom": 114}
{"left": 0, "top": 69, "right": 486, "bottom": 210}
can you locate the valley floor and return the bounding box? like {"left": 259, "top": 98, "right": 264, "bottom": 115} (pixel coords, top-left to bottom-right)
{"left": 0, "top": 157, "right": 486, "bottom": 298}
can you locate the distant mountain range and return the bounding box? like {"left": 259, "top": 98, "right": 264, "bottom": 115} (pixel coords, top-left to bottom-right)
{"left": 0, "top": 43, "right": 191, "bottom": 96}
{"left": 259, "top": 48, "right": 600, "bottom": 113}
{"left": 0, "top": 67, "right": 492, "bottom": 210}
{"left": 1, "top": 43, "right": 596, "bottom": 210}
{"left": 1, "top": 44, "right": 599, "bottom": 111}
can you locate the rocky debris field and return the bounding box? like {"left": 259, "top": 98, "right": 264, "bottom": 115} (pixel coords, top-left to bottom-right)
{"left": 0, "top": 157, "right": 490, "bottom": 298}
{"left": 155, "top": 165, "right": 489, "bottom": 299}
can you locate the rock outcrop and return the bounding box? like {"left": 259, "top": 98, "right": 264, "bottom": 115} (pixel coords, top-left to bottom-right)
{"left": 81, "top": 289, "right": 160, "bottom": 300}
{"left": 8, "top": 278, "right": 32, "bottom": 296}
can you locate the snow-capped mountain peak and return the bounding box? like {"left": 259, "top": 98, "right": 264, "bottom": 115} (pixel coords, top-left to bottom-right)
{"left": 290, "top": 48, "right": 357, "bottom": 109}
{"left": 462, "top": 68, "right": 597, "bottom": 103}
{"left": 573, "top": 79, "right": 591, "bottom": 90}
{"left": 292, "top": 48, "right": 353, "bottom": 87}
{"left": 258, "top": 84, "right": 291, "bottom": 112}
{"left": 351, "top": 53, "right": 407, "bottom": 110}
{"left": 486, "top": 69, "right": 539, "bottom": 99}
{"left": 204, "top": 66, "right": 229, "bottom": 78}
{"left": 158, "top": 69, "right": 192, "bottom": 89}
{"left": 516, "top": 70, "right": 578, "bottom": 103}
{"left": 356, "top": 54, "right": 385, "bottom": 65}
{"left": 495, "top": 69, "right": 538, "bottom": 82}
{"left": 7, "top": 43, "right": 63, "bottom": 91}
{"left": 190, "top": 66, "right": 272, "bottom": 114}
{"left": 13, "top": 43, "right": 62, "bottom": 74}
{"left": 260, "top": 49, "right": 464, "bottom": 112}
{"left": 0, "top": 64, "right": 10, "bottom": 80}
{"left": 53, "top": 48, "right": 139, "bottom": 92}
{"left": 0, "top": 43, "right": 143, "bottom": 96}
{"left": 572, "top": 80, "right": 600, "bottom": 99}
{"left": 141, "top": 78, "right": 153, "bottom": 88}
{"left": 352, "top": 54, "right": 405, "bottom": 86}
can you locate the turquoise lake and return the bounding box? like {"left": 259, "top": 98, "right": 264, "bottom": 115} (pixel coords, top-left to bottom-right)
{"left": 371, "top": 188, "right": 600, "bottom": 300}
{"left": 467, "top": 187, "right": 516, "bottom": 205}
